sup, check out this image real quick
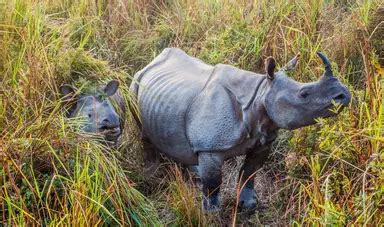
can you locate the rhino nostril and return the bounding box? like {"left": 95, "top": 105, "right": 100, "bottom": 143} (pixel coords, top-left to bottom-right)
{"left": 99, "top": 118, "right": 120, "bottom": 131}
{"left": 333, "top": 93, "right": 346, "bottom": 101}
{"left": 99, "top": 125, "right": 110, "bottom": 131}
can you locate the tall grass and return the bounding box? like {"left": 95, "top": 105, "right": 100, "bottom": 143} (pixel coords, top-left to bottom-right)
{"left": 0, "top": 0, "right": 159, "bottom": 225}
{"left": 0, "top": 0, "right": 383, "bottom": 225}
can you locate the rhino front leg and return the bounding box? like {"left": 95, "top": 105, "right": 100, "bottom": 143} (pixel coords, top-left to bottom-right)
{"left": 238, "top": 146, "right": 270, "bottom": 210}
{"left": 198, "top": 152, "right": 224, "bottom": 211}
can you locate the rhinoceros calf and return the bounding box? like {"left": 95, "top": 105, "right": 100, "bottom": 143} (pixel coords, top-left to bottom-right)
{"left": 130, "top": 48, "right": 351, "bottom": 210}
{"left": 60, "top": 80, "right": 126, "bottom": 144}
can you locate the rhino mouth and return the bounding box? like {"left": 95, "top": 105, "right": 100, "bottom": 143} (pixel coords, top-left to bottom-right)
{"left": 99, "top": 126, "right": 121, "bottom": 141}
{"left": 321, "top": 103, "right": 345, "bottom": 118}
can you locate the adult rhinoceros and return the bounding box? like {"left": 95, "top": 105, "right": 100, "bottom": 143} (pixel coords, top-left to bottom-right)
{"left": 130, "top": 48, "right": 351, "bottom": 211}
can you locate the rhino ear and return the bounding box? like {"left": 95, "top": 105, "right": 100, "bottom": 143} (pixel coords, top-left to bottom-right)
{"left": 59, "top": 84, "right": 76, "bottom": 101}
{"left": 104, "top": 80, "right": 119, "bottom": 97}
{"left": 265, "top": 57, "right": 276, "bottom": 80}
{"left": 59, "top": 84, "right": 78, "bottom": 117}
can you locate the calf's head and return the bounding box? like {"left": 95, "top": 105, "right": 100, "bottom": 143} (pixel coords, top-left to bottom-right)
{"left": 59, "top": 80, "right": 122, "bottom": 142}
{"left": 264, "top": 52, "right": 351, "bottom": 130}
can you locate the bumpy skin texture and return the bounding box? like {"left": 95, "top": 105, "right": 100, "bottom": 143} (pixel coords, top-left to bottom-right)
{"left": 186, "top": 64, "right": 266, "bottom": 153}
{"left": 130, "top": 48, "right": 351, "bottom": 211}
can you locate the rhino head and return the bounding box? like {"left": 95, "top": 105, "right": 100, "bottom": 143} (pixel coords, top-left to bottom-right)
{"left": 264, "top": 53, "right": 351, "bottom": 130}
{"left": 59, "top": 80, "right": 123, "bottom": 143}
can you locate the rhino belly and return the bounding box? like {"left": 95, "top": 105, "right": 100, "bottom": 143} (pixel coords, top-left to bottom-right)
{"left": 138, "top": 71, "right": 207, "bottom": 165}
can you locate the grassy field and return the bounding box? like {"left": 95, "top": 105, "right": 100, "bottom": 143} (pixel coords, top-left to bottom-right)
{"left": 0, "top": 0, "right": 383, "bottom": 226}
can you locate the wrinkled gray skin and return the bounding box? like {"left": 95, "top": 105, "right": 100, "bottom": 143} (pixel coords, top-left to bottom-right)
{"left": 130, "top": 48, "right": 351, "bottom": 211}
{"left": 60, "top": 80, "right": 125, "bottom": 144}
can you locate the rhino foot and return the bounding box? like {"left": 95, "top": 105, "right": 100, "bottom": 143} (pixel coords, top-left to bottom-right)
{"left": 202, "top": 194, "right": 220, "bottom": 212}
{"left": 239, "top": 188, "right": 257, "bottom": 211}
{"left": 144, "top": 160, "right": 159, "bottom": 177}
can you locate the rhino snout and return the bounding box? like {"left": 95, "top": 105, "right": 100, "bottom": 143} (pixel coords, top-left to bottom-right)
{"left": 98, "top": 115, "right": 121, "bottom": 136}
{"left": 99, "top": 117, "right": 119, "bottom": 128}
{"left": 331, "top": 88, "right": 351, "bottom": 106}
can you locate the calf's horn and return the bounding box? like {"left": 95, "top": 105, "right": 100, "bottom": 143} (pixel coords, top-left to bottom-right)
{"left": 316, "top": 52, "right": 333, "bottom": 77}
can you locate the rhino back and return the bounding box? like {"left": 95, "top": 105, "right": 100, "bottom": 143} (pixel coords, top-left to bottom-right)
{"left": 133, "top": 48, "right": 213, "bottom": 163}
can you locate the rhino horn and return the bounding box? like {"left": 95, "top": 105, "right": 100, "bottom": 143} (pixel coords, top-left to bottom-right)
{"left": 316, "top": 52, "right": 333, "bottom": 77}
{"left": 281, "top": 53, "right": 300, "bottom": 72}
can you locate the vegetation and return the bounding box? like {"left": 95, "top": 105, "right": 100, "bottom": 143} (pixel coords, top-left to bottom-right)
{"left": 0, "top": 0, "right": 383, "bottom": 225}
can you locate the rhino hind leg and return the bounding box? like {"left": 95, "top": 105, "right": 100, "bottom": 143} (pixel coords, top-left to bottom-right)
{"left": 142, "top": 137, "right": 160, "bottom": 176}
{"left": 198, "top": 152, "right": 224, "bottom": 212}
{"left": 238, "top": 146, "right": 270, "bottom": 210}
{"left": 182, "top": 165, "right": 201, "bottom": 188}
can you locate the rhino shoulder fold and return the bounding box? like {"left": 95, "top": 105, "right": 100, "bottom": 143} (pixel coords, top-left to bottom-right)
{"left": 185, "top": 80, "right": 249, "bottom": 153}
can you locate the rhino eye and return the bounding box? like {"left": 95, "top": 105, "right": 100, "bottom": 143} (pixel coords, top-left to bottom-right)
{"left": 88, "top": 113, "right": 92, "bottom": 118}
{"left": 300, "top": 90, "right": 309, "bottom": 99}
